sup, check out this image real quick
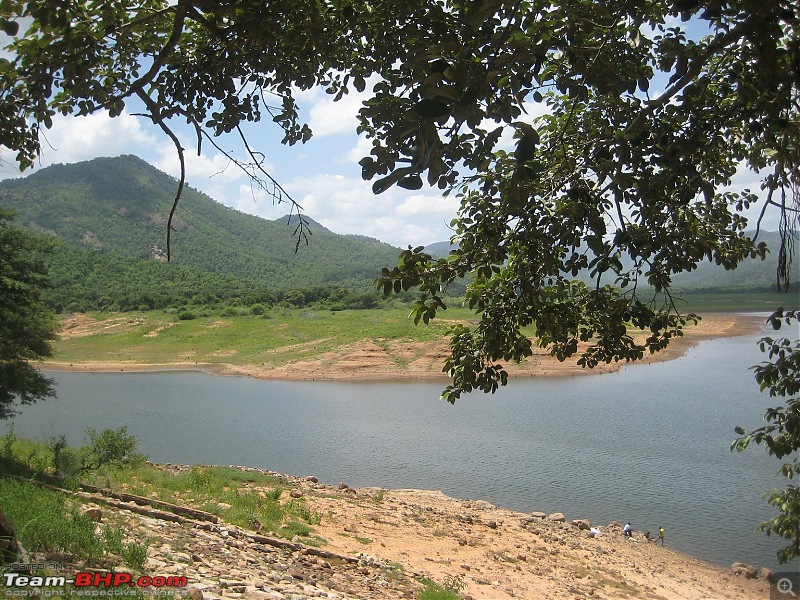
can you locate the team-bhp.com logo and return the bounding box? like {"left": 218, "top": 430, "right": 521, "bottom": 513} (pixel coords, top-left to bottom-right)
{"left": 4, "top": 571, "right": 187, "bottom": 595}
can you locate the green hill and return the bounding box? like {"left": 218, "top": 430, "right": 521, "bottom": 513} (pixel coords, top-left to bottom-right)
{"left": 0, "top": 155, "right": 404, "bottom": 311}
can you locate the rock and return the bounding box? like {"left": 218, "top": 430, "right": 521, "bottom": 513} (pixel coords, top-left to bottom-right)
{"left": 290, "top": 490, "right": 304, "bottom": 499}
{"left": 486, "top": 520, "right": 498, "bottom": 529}
{"left": 529, "top": 512, "right": 546, "bottom": 519}
{"left": 337, "top": 482, "right": 349, "bottom": 490}
{"left": 608, "top": 521, "right": 622, "bottom": 529}
{"left": 547, "top": 512, "right": 566, "bottom": 523}
{"left": 81, "top": 507, "right": 103, "bottom": 521}
{"left": 760, "top": 567, "right": 774, "bottom": 581}
{"left": 187, "top": 588, "right": 205, "bottom": 600}
{"left": 0, "top": 507, "right": 20, "bottom": 564}
{"left": 305, "top": 476, "right": 319, "bottom": 483}
{"left": 572, "top": 519, "right": 591, "bottom": 530}
{"left": 731, "top": 562, "right": 758, "bottom": 579}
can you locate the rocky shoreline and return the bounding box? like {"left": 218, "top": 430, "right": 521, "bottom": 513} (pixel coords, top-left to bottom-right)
{"left": 15, "top": 463, "right": 773, "bottom": 600}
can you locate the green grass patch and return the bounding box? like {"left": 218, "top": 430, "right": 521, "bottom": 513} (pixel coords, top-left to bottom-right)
{"left": 0, "top": 478, "right": 103, "bottom": 560}
{"left": 2, "top": 431, "right": 322, "bottom": 548}
{"left": 418, "top": 582, "right": 461, "bottom": 600}
{"left": 88, "top": 463, "right": 317, "bottom": 536}
{"left": 353, "top": 535, "right": 373, "bottom": 545}
{"left": 52, "top": 308, "right": 479, "bottom": 368}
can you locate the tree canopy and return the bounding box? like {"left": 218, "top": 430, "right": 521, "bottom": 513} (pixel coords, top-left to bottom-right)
{"left": 0, "top": 209, "right": 56, "bottom": 419}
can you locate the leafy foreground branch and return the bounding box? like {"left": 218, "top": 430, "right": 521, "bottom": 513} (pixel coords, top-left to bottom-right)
{"left": 734, "top": 309, "right": 800, "bottom": 564}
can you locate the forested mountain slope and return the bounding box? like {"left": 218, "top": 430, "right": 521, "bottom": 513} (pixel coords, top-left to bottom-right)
{"left": 0, "top": 156, "right": 403, "bottom": 309}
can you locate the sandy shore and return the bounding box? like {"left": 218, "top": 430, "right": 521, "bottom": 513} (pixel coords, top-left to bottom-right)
{"left": 44, "top": 313, "right": 765, "bottom": 381}
{"left": 68, "top": 463, "right": 774, "bottom": 600}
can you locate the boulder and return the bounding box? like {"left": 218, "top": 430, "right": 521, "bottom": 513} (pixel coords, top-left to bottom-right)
{"left": 547, "top": 512, "right": 566, "bottom": 523}
{"left": 731, "top": 562, "right": 758, "bottom": 579}
{"left": 0, "top": 507, "right": 20, "bottom": 564}
{"left": 81, "top": 507, "right": 103, "bottom": 521}
{"left": 760, "top": 567, "right": 774, "bottom": 581}
{"left": 572, "top": 519, "right": 591, "bottom": 530}
{"left": 529, "top": 511, "right": 546, "bottom": 519}
{"left": 290, "top": 490, "right": 304, "bottom": 499}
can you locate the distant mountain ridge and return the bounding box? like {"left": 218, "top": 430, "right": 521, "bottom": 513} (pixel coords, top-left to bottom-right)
{"left": 425, "top": 232, "right": 796, "bottom": 291}
{"left": 0, "top": 155, "right": 403, "bottom": 294}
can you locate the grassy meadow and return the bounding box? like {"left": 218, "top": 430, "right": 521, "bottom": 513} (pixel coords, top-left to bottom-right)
{"left": 50, "top": 287, "right": 798, "bottom": 370}
{"left": 52, "top": 307, "right": 480, "bottom": 368}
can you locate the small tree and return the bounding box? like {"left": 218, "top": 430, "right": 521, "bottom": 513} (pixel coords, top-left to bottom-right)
{"left": 80, "top": 426, "right": 144, "bottom": 473}
{"left": 733, "top": 309, "right": 800, "bottom": 564}
{"left": 0, "top": 209, "right": 57, "bottom": 419}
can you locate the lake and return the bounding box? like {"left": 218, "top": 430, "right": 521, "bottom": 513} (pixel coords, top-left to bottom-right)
{"left": 10, "top": 322, "right": 795, "bottom": 572}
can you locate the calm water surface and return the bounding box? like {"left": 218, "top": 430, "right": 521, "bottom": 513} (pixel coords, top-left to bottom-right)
{"left": 12, "top": 323, "right": 799, "bottom": 572}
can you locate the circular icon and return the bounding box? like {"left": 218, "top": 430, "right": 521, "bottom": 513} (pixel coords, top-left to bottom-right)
{"left": 777, "top": 577, "right": 796, "bottom": 596}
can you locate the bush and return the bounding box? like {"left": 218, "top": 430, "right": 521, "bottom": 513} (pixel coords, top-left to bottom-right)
{"left": 81, "top": 426, "right": 146, "bottom": 472}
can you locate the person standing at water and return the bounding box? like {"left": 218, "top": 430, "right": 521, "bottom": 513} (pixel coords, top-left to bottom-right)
{"left": 658, "top": 526, "right": 665, "bottom": 546}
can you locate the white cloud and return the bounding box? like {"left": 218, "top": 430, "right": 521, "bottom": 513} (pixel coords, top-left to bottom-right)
{"left": 344, "top": 136, "right": 373, "bottom": 164}
{"left": 300, "top": 77, "right": 377, "bottom": 138}
{"left": 271, "top": 173, "right": 457, "bottom": 247}
{"left": 37, "top": 110, "right": 155, "bottom": 164}
{"left": 0, "top": 109, "right": 157, "bottom": 180}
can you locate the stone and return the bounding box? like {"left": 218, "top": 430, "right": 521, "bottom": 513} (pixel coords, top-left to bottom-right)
{"left": 731, "top": 562, "right": 758, "bottom": 579}
{"left": 187, "top": 588, "right": 205, "bottom": 600}
{"left": 486, "top": 520, "right": 498, "bottom": 529}
{"left": 529, "top": 512, "right": 546, "bottom": 519}
{"left": 572, "top": 519, "right": 591, "bottom": 530}
{"left": 0, "top": 507, "right": 20, "bottom": 564}
{"left": 760, "top": 567, "right": 774, "bottom": 581}
{"left": 290, "top": 490, "right": 304, "bottom": 499}
{"left": 547, "top": 512, "right": 566, "bottom": 523}
{"left": 305, "top": 476, "right": 319, "bottom": 483}
{"left": 81, "top": 507, "right": 103, "bottom": 521}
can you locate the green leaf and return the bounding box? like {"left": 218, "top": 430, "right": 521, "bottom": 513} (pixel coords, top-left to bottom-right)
{"left": 413, "top": 98, "right": 450, "bottom": 119}
{"left": 397, "top": 174, "right": 423, "bottom": 190}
